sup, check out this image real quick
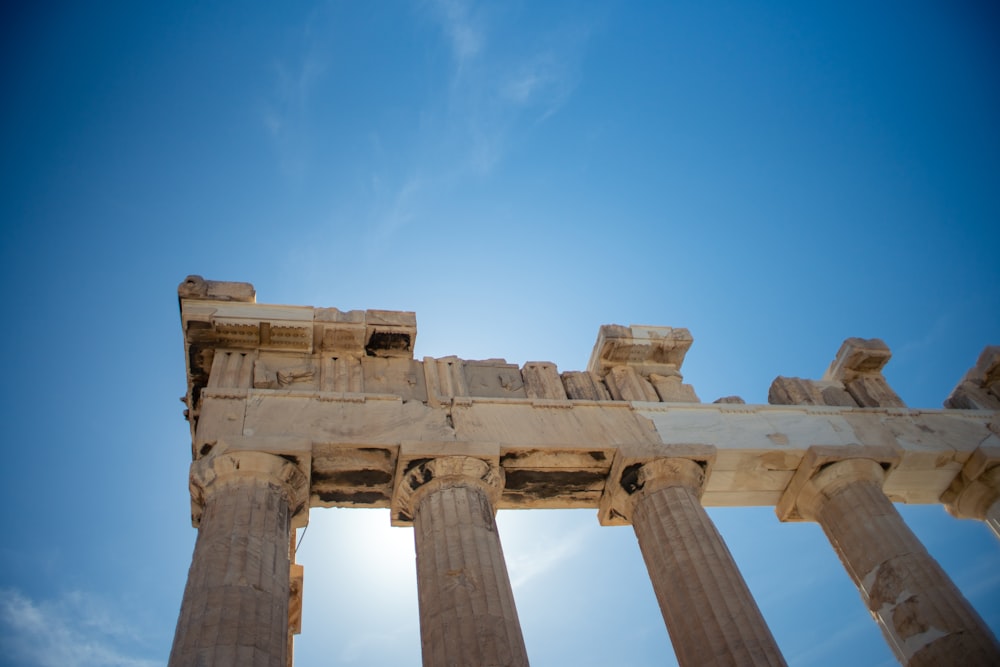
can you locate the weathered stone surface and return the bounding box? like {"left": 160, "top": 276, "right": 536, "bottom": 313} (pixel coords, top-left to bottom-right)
{"left": 792, "top": 459, "right": 1000, "bottom": 665}
{"left": 629, "top": 459, "right": 787, "bottom": 667}
{"left": 560, "top": 370, "right": 611, "bottom": 400}
{"left": 400, "top": 458, "right": 529, "bottom": 667}
{"left": 423, "top": 356, "right": 468, "bottom": 404}
{"left": 587, "top": 324, "right": 693, "bottom": 376}
{"left": 364, "top": 309, "right": 416, "bottom": 358}
{"left": 845, "top": 375, "right": 905, "bottom": 408}
{"left": 942, "top": 445, "right": 1000, "bottom": 538}
{"left": 768, "top": 377, "right": 824, "bottom": 405}
{"left": 604, "top": 365, "right": 659, "bottom": 401}
{"left": 521, "top": 362, "right": 567, "bottom": 400}
{"left": 464, "top": 359, "right": 527, "bottom": 399}
{"left": 176, "top": 279, "right": 1000, "bottom": 665}
{"left": 319, "top": 355, "right": 362, "bottom": 392}
{"left": 169, "top": 452, "right": 308, "bottom": 667}
{"left": 649, "top": 372, "right": 699, "bottom": 402}
{"left": 945, "top": 346, "right": 1000, "bottom": 409}
{"left": 179, "top": 275, "right": 256, "bottom": 302}
{"left": 823, "top": 337, "right": 893, "bottom": 382}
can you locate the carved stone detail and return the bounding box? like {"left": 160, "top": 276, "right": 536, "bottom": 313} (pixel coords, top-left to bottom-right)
{"left": 189, "top": 451, "right": 310, "bottom": 527}
{"left": 394, "top": 455, "right": 503, "bottom": 522}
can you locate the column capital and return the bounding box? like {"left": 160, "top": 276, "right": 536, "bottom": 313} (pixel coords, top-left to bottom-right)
{"left": 599, "top": 445, "right": 715, "bottom": 526}
{"left": 942, "top": 445, "right": 1000, "bottom": 520}
{"left": 776, "top": 445, "right": 900, "bottom": 522}
{"left": 392, "top": 455, "right": 504, "bottom": 526}
{"left": 795, "top": 458, "right": 885, "bottom": 521}
{"left": 189, "top": 451, "right": 310, "bottom": 528}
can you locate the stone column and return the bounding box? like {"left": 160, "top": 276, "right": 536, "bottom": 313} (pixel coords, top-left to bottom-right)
{"left": 396, "top": 456, "right": 529, "bottom": 667}
{"left": 795, "top": 458, "right": 1000, "bottom": 666}
{"left": 942, "top": 446, "right": 1000, "bottom": 540}
{"left": 626, "top": 458, "right": 786, "bottom": 667}
{"left": 169, "top": 452, "right": 309, "bottom": 667}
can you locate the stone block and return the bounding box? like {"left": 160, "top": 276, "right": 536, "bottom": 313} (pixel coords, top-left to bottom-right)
{"left": 561, "top": 371, "right": 611, "bottom": 400}
{"left": 463, "top": 359, "right": 526, "bottom": 399}
{"left": 587, "top": 324, "right": 693, "bottom": 376}
{"left": 823, "top": 337, "right": 892, "bottom": 382}
{"left": 775, "top": 444, "right": 901, "bottom": 522}
{"left": 423, "top": 356, "right": 467, "bottom": 404}
{"left": 768, "top": 376, "right": 824, "bottom": 405}
{"left": 311, "top": 444, "right": 398, "bottom": 508}
{"left": 364, "top": 309, "right": 416, "bottom": 358}
{"left": 845, "top": 375, "right": 905, "bottom": 408}
{"left": 598, "top": 443, "right": 716, "bottom": 525}
{"left": 361, "top": 357, "right": 426, "bottom": 401}
{"left": 320, "top": 355, "right": 363, "bottom": 393}
{"left": 315, "top": 308, "right": 366, "bottom": 354}
{"left": 604, "top": 365, "right": 659, "bottom": 402}
{"left": 649, "top": 372, "right": 699, "bottom": 402}
{"left": 945, "top": 346, "right": 1000, "bottom": 409}
{"left": 521, "top": 362, "right": 567, "bottom": 400}
{"left": 178, "top": 275, "right": 256, "bottom": 302}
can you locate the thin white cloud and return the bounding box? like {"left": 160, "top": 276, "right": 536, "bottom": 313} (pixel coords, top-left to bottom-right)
{"left": 429, "top": 0, "right": 484, "bottom": 69}
{"left": 355, "top": 4, "right": 597, "bottom": 243}
{"left": 500, "top": 48, "right": 581, "bottom": 122}
{"left": 0, "top": 589, "right": 160, "bottom": 667}
{"left": 371, "top": 175, "right": 425, "bottom": 242}
{"left": 893, "top": 311, "right": 954, "bottom": 363}
{"left": 260, "top": 8, "right": 331, "bottom": 182}
{"left": 505, "top": 526, "right": 589, "bottom": 591}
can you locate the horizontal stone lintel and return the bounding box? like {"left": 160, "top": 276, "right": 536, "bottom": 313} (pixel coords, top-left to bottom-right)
{"left": 194, "top": 391, "right": 999, "bottom": 510}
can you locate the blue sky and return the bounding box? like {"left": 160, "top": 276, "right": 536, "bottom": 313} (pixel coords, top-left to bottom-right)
{"left": 2, "top": 2, "right": 999, "bottom": 665}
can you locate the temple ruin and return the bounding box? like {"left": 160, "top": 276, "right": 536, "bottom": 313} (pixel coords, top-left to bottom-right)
{"left": 169, "top": 275, "right": 1000, "bottom": 666}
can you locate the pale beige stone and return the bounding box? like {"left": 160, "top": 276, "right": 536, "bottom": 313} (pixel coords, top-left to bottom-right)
{"left": 793, "top": 459, "right": 1000, "bottom": 665}
{"left": 560, "top": 370, "right": 611, "bottom": 400}
{"left": 945, "top": 346, "right": 1000, "bottom": 409}
{"left": 398, "top": 457, "right": 529, "bottom": 667}
{"left": 179, "top": 275, "right": 256, "bottom": 302}
{"left": 823, "top": 337, "right": 893, "bottom": 382}
{"left": 629, "top": 459, "right": 786, "bottom": 667}
{"left": 464, "top": 359, "right": 527, "bottom": 399}
{"left": 604, "top": 365, "right": 659, "bottom": 401}
{"left": 176, "top": 279, "right": 1000, "bottom": 665}
{"left": 521, "top": 362, "right": 567, "bottom": 400}
{"left": 586, "top": 324, "right": 693, "bottom": 376}
{"left": 649, "top": 372, "right": 700, "bottom": 402}
{"left": 169, "top": 452, "right": 309, "bottom": 667}
{"left": 942, "top": 445, "right": 1000, "bottom": 539}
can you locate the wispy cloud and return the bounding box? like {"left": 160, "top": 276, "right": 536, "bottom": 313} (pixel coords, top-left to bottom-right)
{"left": 260, "top": 9, "right": 331, "bottom": 182}
{"left": 500, "top": 48, "right": 581, "bottom": 122}
{"left": 429, "top": 0, "right": 484, "bottom": 71}
{"left": 420, "top": 1, "right": 593, "bottom": 173}
{"left": 506, "top": 526, "right": 589, "bottom": 591}
{"left": 371, "top": 174, "right": 426, "bottom": 243}
{"left": 893, "top": 311, "right": 954, "bottom": 363}
{"left": 0, "top": 589, "right": 160, "bottom": 667}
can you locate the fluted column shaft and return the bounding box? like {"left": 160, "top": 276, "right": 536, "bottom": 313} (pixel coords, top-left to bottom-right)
{"left": 630, "top": 459, "right": 786, "bottom": 667}
{"left": 169, "top": 453, "right": 307, "bottom": 667}
{"left": 801, "top": 459, "right": 1000, "bottom": 666}
{"left": 407, "top": 458, "right": 528, "bottom": 667}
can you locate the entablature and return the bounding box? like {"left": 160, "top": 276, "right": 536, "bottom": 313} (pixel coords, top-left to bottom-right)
{"left": 178, "top": 277, "right": 999, "bottom": 523}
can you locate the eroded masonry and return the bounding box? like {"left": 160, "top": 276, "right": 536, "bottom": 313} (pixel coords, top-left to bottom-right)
{"left": 169, "top": 276, "right": 1000, "bottom": 667}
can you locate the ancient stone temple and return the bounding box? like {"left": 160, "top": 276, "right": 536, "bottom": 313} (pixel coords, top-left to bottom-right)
{"left": 169, "top": 276, "right": 1000, "bottom": 667}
